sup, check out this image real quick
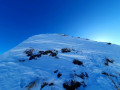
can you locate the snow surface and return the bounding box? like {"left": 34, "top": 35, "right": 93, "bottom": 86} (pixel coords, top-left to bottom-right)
{"left": 0, "top": 34, "right": 120, "bottom": 90}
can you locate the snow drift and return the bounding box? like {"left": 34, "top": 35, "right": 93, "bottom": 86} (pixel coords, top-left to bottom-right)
{"left": 0, "top": 34, "right": 120, "bottom": 90}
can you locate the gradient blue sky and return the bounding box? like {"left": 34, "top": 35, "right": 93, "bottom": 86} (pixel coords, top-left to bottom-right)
{"left": 0, "top": 0, "right": 120, "bottom": 54}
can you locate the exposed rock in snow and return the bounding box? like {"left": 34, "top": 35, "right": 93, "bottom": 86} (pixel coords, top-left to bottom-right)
{"left": 0, "top": 34, "right": 120, "bottom": 90}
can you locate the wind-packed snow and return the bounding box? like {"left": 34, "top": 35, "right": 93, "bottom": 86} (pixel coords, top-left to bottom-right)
{"left": 0, "top": 34, "right": 120, "bottom": 90}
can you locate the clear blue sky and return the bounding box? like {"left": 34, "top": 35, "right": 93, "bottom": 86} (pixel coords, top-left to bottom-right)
{"left": 0, "top": 0, "right": 120, "bottom": 54}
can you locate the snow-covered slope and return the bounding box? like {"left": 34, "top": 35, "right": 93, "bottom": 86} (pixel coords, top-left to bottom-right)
{"left": 0, "top": 34, "right": 120, "bottom": 90}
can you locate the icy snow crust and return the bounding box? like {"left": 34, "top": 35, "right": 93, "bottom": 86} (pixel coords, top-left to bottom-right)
{"left": 0, "top": 34, "right": 120, "bottom": 90}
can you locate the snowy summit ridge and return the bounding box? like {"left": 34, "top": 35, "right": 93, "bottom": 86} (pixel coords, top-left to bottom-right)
{"left": 0, "top": 34, "right": 120, "bottom": 90}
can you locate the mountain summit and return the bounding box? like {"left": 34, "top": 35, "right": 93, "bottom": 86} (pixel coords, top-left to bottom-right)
{"left": 0, "top": 34, "right": 120, "bottom": 90}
